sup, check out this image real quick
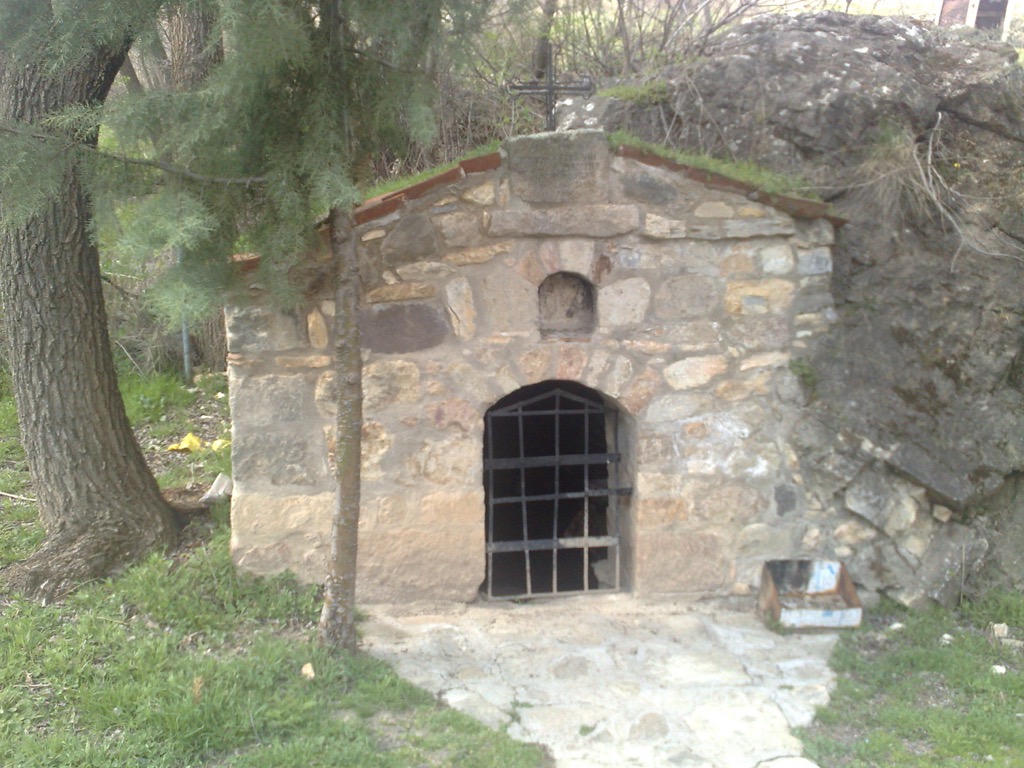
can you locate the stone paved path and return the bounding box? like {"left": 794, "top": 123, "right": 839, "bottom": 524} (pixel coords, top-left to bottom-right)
{"left": 361, "top": 595, "right": 838, "bottom": 768}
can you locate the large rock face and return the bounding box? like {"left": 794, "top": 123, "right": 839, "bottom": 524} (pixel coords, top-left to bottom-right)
{"left": 563, "top": 11, "right": 1024, "bottom": 604}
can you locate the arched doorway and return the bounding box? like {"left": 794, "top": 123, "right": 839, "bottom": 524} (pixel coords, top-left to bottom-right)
{"left": 482, "top": 381, "right": 632, "bottom": 599}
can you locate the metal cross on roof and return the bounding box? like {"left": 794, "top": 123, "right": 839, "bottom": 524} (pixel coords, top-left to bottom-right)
{"left": 508, "top": 41, "right": 595, "bottom": 132}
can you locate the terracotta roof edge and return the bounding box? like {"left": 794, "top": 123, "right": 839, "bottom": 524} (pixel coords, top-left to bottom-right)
{"left": 615, "top": 144, "right": 845, "bottom": 227}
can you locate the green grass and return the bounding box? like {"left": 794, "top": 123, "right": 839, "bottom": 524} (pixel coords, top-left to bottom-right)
{"left": 608, "top": 130, "right": 821, "bottom": 200}
{"left": 597, "top": 81, "right": 670, "bottom": 105}
{"left": 801, "top": 595, "right": 1024, "bottom": 767}
{"left": 0, "top": 372, "right": 544, "bottom": 768}
{"left": 360, "top": 140, "right": 502, "bottom": 201}
{"left": 0, "top": 527, "right": 544, "bottom": 767}
{"left": 120, "top": 371, "right": 197, "bottom": 435}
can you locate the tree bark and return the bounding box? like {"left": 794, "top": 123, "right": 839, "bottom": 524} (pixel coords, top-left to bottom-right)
{"left": 318, "top": 207, "right": 362, "bottom": 651}
{"left": 165, "top": 3, "right": 223, "bottom": 91}
{"left": 0, "top": 42, "right": 181, "bottom": 601}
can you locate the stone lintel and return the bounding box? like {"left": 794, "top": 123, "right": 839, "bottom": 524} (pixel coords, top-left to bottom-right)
{"left": 488, "top": 206, "right": 640, "bottom": 238}
{"left": 365, "top": 282, "right": 437, "bottom": 303}
{"left": 644, "top": 215, "right": 797, "bottom": 240}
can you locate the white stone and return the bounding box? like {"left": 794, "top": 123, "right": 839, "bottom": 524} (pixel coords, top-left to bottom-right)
{"left": 444, "top": 277, "right": 477, "bottom": 339}
{"left": 760, "top": 243, "right": 796, "bottom": 274}
{"left": 395, "top": 260, "right": 455, "bottom": 281}
{"left": 598, "top": 277, "right": 651, "bottom": 327}
{"left": 460, "top": 182, "right": 495, "bottom": 206}
{"left": 663, "top": 356, "right": 728, "bottom": 390}
{"left": 797, "top": 247, "right": 833, "bottom": 275}
{"left": 694, "top": 201, "right": 736, "bottom": 218}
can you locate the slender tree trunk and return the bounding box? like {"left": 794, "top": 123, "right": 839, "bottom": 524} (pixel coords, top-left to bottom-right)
{"left": 0, "top": 46, "right": 181, "bottom": 601}
{"left": 318, "top": 207, "right": 362, "bottom": 651}
{"left": 166, "top": 4, "right": 222, "bottom": 91}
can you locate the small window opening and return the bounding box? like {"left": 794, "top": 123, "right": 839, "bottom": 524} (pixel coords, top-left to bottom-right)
{"left": 539, "top": 272, "right": 596, "bottom": 338}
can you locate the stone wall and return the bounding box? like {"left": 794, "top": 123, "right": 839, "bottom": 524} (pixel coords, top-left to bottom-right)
{"left": 227, "top": 130, "right": 840, "bottom": 603}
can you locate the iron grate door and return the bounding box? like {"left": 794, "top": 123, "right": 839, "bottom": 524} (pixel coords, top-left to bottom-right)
{"left": 483, "top": 385, "right": 630, "bottom": 599}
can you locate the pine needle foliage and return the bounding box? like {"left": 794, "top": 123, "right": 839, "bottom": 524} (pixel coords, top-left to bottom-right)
{"left": 1, "top": 0, "right": 496, "bottom": 314}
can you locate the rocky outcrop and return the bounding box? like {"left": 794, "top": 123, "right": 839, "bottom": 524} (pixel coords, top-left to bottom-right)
{"left": 562, "top": 12, "right": 1024, "bottom": 605}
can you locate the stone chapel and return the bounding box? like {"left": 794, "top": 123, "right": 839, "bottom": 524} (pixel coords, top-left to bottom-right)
{"left": 225, "top": 129, "right": 841, "bottom": 603}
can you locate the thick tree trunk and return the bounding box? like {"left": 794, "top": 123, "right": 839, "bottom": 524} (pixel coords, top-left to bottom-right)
{"left": 0, "top": 45, "right": 180, "bottom": 601}
{"left": 318, "top": 207, "right": 362, "bottom": 651}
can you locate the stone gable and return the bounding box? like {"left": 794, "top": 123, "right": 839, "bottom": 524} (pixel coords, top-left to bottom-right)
{"left": 226, "top": 130, "right": 840, "bottom": 603}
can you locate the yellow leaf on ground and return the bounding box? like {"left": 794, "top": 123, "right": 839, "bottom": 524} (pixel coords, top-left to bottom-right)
{"left": 209, "top": 438, "right": 231, "bottom": 453}
{"left": 167, "top": 432, "right": 203, "bottom": 452}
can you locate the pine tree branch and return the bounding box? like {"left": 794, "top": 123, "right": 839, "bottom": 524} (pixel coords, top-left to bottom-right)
{"left": 0, "top": 122, "right": 267, "bottom": 187}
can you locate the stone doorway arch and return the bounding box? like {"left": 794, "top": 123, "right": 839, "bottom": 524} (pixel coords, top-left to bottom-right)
{"left": 482, "top": 380, "right": 632, "bottom": 599}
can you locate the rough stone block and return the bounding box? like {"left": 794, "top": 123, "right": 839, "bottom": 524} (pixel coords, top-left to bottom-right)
{"left": 635, "top": 497, "right": 693, "bottom": 527}
{"left": 645, "top": 393, "right": 714, "bottom": 422}
{"left": 434, "top": 211, "right": 483, "bottom": 248}
{"left": 740, "top": 351, "right": 790, "bottom": 370}
{"left": 725, "top": 316, "right": 792, "bottom": 351}
{"left": 488, "top": 205, "right": 640, "bottom": 238}
{"left": 688, "top": 217, "right": 796, "bottom": 240}
{"left": 697, "top": 482, "right": 769, "bottom": 523}
{"left": 714, "top": 373, "right": 770, "bottom": 401}
{"left": 558, "top": 238, "right": 597, "bottom": 277}
{"left": 314, "top": 371, "right": 338, "bottom": 418}
{"left": 903, "top": 523, "right": 989, "bottom": 608}
{"left": 361, "top": 420, "right": 392, "bottom": 480}
{"left": 381, "top": 212, "right": 440, "bottom": 265}
{"left": 517, "top": 347, "right": 556, "bottom": 382}
{"left": 409, "top": 436, "right": 481, "bottom": 486}
{"left": 364, "top": 283, "right": 437, "bottom": 304}
{"left": 663, "top": 355, "right": 728, "bottom": 390}
{"left": 889, "top": 441, "right": 1003, "bottom": 511}
{"left": 845, "top": 467, "right": 921, "bottom": 537}
{"left": 478, "top": 268, "right": 537, "bottom": 333}
{"left": 229, "top": 372, "right": 308, "bottom": 426}
{"left": 361, "top": 302, "right": 449, "bottom": 354}
{"left": 598, "top": 277, "right": 651, "bottom": 326}
{"left": 273, "top": 354, "right": 331, "bottom": 369}
{"left": 760, "top": 244, "right": 796, "bottom": 275}
{"left": 443, "top": 242, "right": 514, "bottom": 266}
{"left": 357, "top": 526, "right": 484, "bottom": 602}
{"left": 654, "top": 275, "right": 720, "bottom": 319}
{"left": 724, "top": 279, "right": 795, "bottom": 316}
{"left": 230, "top": 491, "right": 336, "bottom": 584}
{"left": 556, "top": 345, "right": 589, "bottom": 380}
{"left": 694, "top": 201, "right": 736, "bottom": 218}
{"left": 642, "top": 214, "right": 689, "bottom": 239}
{"left": 233, "top": 432, "right": 329, "bottom": 488}
{"left": 460, "top": 180, "right": 496, "bottom": 206}
{"left": 395, "top": 260, "right": 455, "bottom": 281}
{"left": 444, "top": 277, "right": 477, "bottom": 339}
{"left": 363, "top": 359, "right": 422, "bottom": 411}
{"left": 505, "top": 130, "right": 610, "bottom": 204}
{"left": 794, "top": 219, "right": 836, "bottom": 247}
{"left": 635, "top": 529, "right": 729, "bottom": 592}
{"left": 307, "top": 308, "right": 330, "bottom": 350}
{"left": 225, "top": 305, "right": 304, "bottom": 354}
{"left": 735, "top": 522, "right": 797, "bottom": 558}
{"left": 796, "top": 247, "right": 833, "bottom": 275}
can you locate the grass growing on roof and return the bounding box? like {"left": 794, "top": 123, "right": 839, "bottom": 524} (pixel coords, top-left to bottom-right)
{"left": 597, "top": 81, "right": 670, "bottom": 105}
{"left": 360, "top": 140, "right": 502, "bottom": 202}
{"left": 608, "top": 131, "right": 820, "bottom": 200}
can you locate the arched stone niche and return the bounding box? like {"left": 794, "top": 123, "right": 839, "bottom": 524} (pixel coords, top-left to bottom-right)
{"left": 538, "top": 272, "right": 596, "bottom": 338}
